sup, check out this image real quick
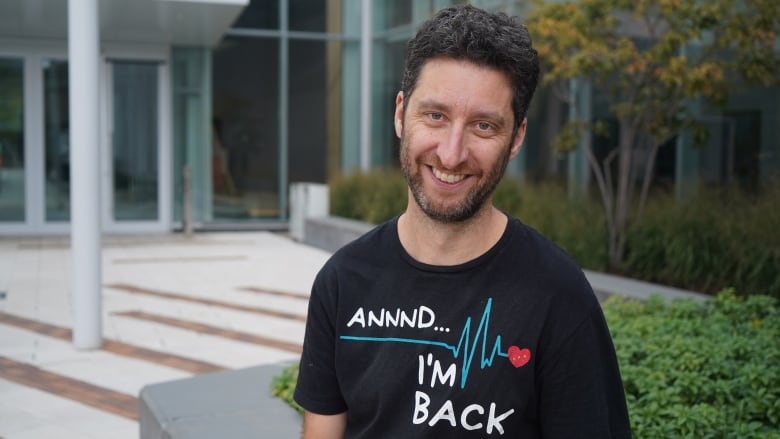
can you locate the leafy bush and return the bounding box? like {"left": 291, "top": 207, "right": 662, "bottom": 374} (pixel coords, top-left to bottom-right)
{"left": 603, "top": 290, "right": 780, "bottom": 438}
{"left": 328, "top": 170, "right": 780, "bottom": 297}
{"left": 493, "top": 178, "right": 609, "bottom": 271}
{"left": 275, "top": 291, "right": 780, "bottom": 437}
{"left": 625, "top": 187, "right": 780, "bottom": 296}
{"left": 331, "top": 171, "right": 608, "bottom": 269}
{"left": 329, "top": 169, "right": 407, "bottom": 224}
{"left": 271, "top": 363, "right": 302, "bottom": 414}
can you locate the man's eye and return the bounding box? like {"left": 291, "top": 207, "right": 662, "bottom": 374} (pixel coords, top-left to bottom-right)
{"left": 429, "top": 112, "right": 443, "bottom": 121}
{"left": 477, "top": 122, "right": 492, "bottom": 131}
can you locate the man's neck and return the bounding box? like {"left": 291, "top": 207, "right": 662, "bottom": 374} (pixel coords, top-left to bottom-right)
{"left": 397, "top": 200, "right": 508, "bottom": 266}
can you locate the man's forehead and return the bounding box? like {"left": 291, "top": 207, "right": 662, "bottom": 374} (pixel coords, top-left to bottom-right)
{"left": 409, "top": 58, "right": 513, "bottom": 112}
{"left": 415, "top": 58, "right": 511, "bottom": 90}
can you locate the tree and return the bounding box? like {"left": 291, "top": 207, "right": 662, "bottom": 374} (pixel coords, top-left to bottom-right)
{"left": 527, "top": 0, "right": 780, "bottom": 270}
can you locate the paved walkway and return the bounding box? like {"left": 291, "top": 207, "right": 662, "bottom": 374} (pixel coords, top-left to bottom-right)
{"left": 0, "top": 232, "right": 330, "bottom": 438}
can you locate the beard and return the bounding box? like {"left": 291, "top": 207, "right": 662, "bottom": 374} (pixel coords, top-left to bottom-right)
{"left": 399, "top": 130, "right": 512, "bottom": 223}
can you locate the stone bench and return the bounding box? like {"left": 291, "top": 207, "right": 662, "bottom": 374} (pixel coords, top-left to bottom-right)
{"left": 139, "top": 364, "right": 301, "bottom": 438}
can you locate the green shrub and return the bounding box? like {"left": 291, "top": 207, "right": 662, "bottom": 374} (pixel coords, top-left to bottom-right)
{"left": 625, "top": 187, "right": 780, "bottom": 296}
{"left": 271, "top": 363, "right": 303, "bottom": 414}
{"left": 328, "top": 170, "right": 780, "bottom": 297}
{"left": 275, "top": 290, "right": 780, "bottom": 437}
{"left": 330, "top": 171, "right": 609, "bottom": 269}
{"left": 330, "top": 169, "right": 407, "bottom": 224}
{"left": 603, "top": 290, "right": 780, "bottom": 438}
{"left": 494, "top": 178, "right": 609, "bottom": 271}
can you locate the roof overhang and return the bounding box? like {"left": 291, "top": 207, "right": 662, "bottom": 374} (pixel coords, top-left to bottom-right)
{"left": 0, "top": 0, "right": 248, "bottom": 47}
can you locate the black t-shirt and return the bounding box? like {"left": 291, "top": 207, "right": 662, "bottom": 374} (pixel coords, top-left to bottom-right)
{"left": 294, "top": 216, "right": 631, "bottom": 438}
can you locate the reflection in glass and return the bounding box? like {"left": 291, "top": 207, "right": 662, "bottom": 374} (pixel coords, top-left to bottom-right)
{"left": 0, "top": 58, "right": 24, "bottom": 222}
{"left": 212, "top": 36, "right": 280, "bottom": 220}
{"left": 44, "top": 59, "right": 70, "bottom": 222}
{"left": 290, "top": 0, "right": 326, "bottom": 32}
{"left": 374, "top": 40, "right": 406, "bottom": 166}
{"left": 112, "top": 62, "right": 159, "bottom": 221}
{"left": 233, "top": 0, "right": 279, "bottom": 29}
{"left": 378, "top": 0, "right": 413, "bottom": 30}
{"left": 290, "top": 40, "right": 327, "bottom": 184}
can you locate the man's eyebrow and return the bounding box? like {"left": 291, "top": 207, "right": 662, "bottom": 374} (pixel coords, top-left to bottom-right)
{"left": 415, "top": 99, "right": 508, "bottom": 127}
{"left": 415, "top": 99, "right": 449, "bottom": 112}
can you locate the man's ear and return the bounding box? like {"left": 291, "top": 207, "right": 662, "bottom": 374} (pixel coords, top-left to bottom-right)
{"left": 394, "top": 91, "right": 404, "bottom": 138}
{"left": 509, "top": 118, "right": 528, "bottom": 161}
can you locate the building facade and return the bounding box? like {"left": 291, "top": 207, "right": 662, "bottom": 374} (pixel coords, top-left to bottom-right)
{"left": 1, "top": 0, "right": 777, "bottom": 234}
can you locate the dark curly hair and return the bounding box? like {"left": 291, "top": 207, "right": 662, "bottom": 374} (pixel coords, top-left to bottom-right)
{"left": 401, "top": 4, "right": 540, "bottom": 129}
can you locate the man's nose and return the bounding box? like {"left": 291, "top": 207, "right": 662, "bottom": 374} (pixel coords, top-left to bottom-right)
{"left": 437, "top": 125, "right": 468, "bottom": 169}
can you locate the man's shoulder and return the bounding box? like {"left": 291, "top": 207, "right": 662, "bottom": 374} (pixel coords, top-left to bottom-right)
{"left": 319, "top": 217, "right": 398, "bottom": 271}
{"left": 335, "top": 217, "right": 396, "bottom": 255}
{"left": 505, "top": 216, "right": 596, "bottom": 298}
{"left": 311, "top": 218, "right": 399, "bottom": 297}
{"left": 505, "top": 216, "right": 576, "bottom": 264}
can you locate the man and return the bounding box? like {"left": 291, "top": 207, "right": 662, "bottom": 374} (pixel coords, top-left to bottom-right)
{"left": 293, "top": 5, "right": 631, "bottom": 438}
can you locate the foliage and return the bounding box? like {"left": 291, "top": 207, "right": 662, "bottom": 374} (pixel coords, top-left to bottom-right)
{"left": 0, "top": 63, "right": 23, "bottom": 128}
{"left": 328, "top": 170, "right": 780, "bottom": 298}
{"left": 329, "top": 169, "right": 408, "bottom": 224}
{"left": 493, "top": 178, "right": 609, "bottom": 270}
{"left": 331, "top": 171, "right": 609, "bottom": 269}
{"left": 275, "top": 291, "right": 780, "bottom": 437}
{"left": 271, "top": 363, "right": 303, "bottom": 414}
{"left": 603, "top": 290, "right": 780, "bottom": 438}
{"left": 625, "top": 185, "right": 780, "bottom": 296}
{"left": 527, "top": 0, "right": 780, "bottom": 270}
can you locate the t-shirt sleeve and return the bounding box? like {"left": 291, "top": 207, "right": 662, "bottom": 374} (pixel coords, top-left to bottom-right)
{"left": 293, "top": 266, "right": 348, "bottom": 415}
{"left": 536, "top": 303, "right": 632, "bottom": 438}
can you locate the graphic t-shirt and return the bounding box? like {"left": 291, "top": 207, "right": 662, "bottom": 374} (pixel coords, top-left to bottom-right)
{"left": 294, "top": 216, "right": 631, "bottom": 438}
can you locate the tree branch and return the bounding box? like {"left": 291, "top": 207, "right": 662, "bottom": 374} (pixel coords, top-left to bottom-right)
{"left": 583, "top": 139, "right": 616, "bottom": 235}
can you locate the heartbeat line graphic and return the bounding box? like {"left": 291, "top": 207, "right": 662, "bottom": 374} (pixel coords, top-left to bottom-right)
{"left": 340, "top": 298, "right": 507, "bottom": 389}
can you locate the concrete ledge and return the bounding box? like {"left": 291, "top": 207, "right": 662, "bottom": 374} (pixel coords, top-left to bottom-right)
{"left": 140, "top": 364, "right": 301, "bottom": 439}
{"left": 303, "top": 215, "right": 708, "bottom": 302}
{"left": 584, "top": 270, "right": 709, "bottom": 302}
{"left": 303, "top": 216, "right": 374, "bottom": 253}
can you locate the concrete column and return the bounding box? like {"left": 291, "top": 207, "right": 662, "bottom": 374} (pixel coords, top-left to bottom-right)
{"left": 68, "top": 0, "right": 102, "bottom": 349}
{"left": 340, "top": 1, "right": 361, "bottom": 174}
{"left": 279, "top": 0, "right": 289, "bottom": 219}
{"left": 359, "top": 0, "right": 372, "bottom": 171}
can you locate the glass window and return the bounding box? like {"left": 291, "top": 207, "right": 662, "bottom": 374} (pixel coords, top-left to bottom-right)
{"left": 43, "top": 59, "right": 70, "bottom": 222}
{"left": 172, "top": 47, "right": 210, "bottom": 224}
{"left": 112, "top": 61, "right": 159, "bottom": 221}
{"left": 0, "top": 57, "right": 24, "bottom": 222}
{"left": 372, "top": 40, "right": 406, "bottom": 167}
{"left": 290, "top": 0, "right": 327, "bottom": 32}
{"left": 212, "top": 36, "right": 280, "bottom": 220}
{"left": 289, "top": 40, "right": 328, "bottom": 183}
{"left": 378, "top": 0, "right": 413, "bottom": 30}
{"left": 233, "top": 0, "right": 280, "bottom": 29}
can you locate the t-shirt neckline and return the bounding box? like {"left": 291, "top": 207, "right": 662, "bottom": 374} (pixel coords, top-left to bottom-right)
{"left": 392, "top": 214, "right": 515, "bottom": 273}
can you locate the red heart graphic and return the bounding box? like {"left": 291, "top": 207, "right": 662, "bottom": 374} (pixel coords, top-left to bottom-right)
{"left": 508, "top": 346, "right": 531, "bottom": 368}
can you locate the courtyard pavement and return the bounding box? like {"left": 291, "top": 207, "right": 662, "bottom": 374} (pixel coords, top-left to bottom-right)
{"left": 0, "top": 231, "right": 330, "bottom": 438}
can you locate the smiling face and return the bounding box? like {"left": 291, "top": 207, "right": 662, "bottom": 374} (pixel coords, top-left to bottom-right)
{"left": 395, "top": 58, "right": 527, "bottom": 223}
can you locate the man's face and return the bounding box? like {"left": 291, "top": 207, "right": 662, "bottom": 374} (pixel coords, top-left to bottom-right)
{"left": 395, "top": 58, "right": 526, "bottom": 223}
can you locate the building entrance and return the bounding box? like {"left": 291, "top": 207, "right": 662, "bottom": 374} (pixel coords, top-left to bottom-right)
{"left": 0, "top": 52, "right": 171, "bottom": 234}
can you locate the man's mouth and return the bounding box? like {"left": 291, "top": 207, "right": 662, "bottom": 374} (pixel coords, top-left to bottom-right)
{"left": 432, "top": 167, "right": 466, "bottom": 184}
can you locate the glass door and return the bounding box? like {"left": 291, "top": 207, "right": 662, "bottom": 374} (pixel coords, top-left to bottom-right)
{"left": 106, "top": 60, "right": 166, "bottom": 230}
{"left": 43, "top": 59, "right": 70, "bottom": 223}
{"left": 0, "top": 57, "right": 25, "bottom": 223}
